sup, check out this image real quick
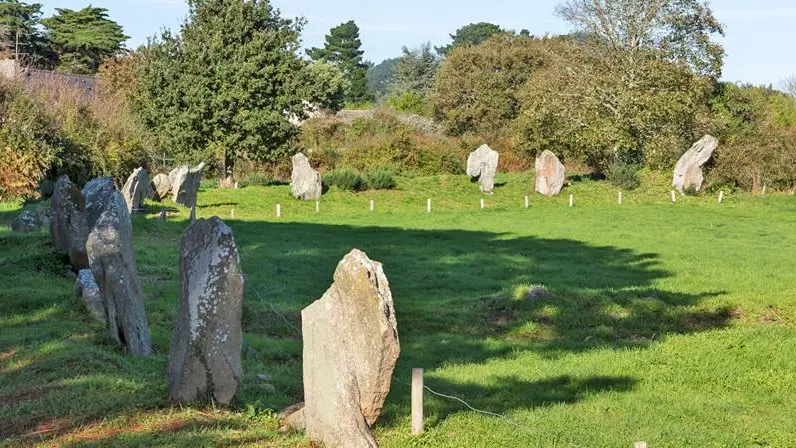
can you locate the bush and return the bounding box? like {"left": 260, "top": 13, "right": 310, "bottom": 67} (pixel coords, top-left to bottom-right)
{"left": 323, "top": 168, "right": 365, "bottom": 191}
{"left": 606, "top": 162, "right": 642, "bottom": 190}
{"left": 386, "top": 91, "right": 427, "bottom": 115}
{"left": 363, "top": 167, "right": 397, "bottom": 190}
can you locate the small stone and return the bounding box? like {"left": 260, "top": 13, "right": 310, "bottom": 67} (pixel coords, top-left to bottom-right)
{"left": 11, "top": 210, "right": 40, "bottom": 232}
{"left": 158, "top": 208, "right": 167, "bottom": 222}
{"left": 74, "top": 269, "right": 106, "bottom": 323}
{"left": 673, "top": 135, "right": 718, "bottom": 194}
{"left": 290, "top": 152, "right": 323, "bottom": 200}
{"left": 466, "top": 144, "right": 499, "bottom": 194}
{"left": 257, "top": 374, "right": 271, "bottom": 381}
{"left": 535, "top": 150, "right": 566, "bottom": 197}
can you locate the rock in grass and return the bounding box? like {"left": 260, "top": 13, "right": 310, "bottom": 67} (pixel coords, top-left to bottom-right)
{"left": 50, "top": 175, "right": 89, "bottom": 269}
{"left": 151, "top": 173, "right": 172, "bottom": 200}
{"left": 74, "top": 269, "right": 106, "bottom": 324}
{"left": 168, "top": 217, "right": 244, "bottom": 405}
{"left": 673, "top": 135, "right": 718, "bottom": 194}
{"left": 534, "top": 150, "right": 566, "bottom": 197}
{"left": 301, "top": 249, "right": 400, "bottom": 448}
{"left": 290, "top": 152, "right": 323, "bottom": 200}
{"left": 122, "top": 167, "right": 152, "bottom": 213}
{"left": 86, "top": 190, "right": 151, "bottom": 356}
{"left": 11, "top": 209, "right": 40, "bottom": 233}
{"left": 466, "top": 144, "right": 499, "bottom": 194}
{"left": 169, "top": 162, "right": 205, "bottom": 208}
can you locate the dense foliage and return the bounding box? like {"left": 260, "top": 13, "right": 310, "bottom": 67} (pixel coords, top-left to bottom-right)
{"left": 435, "top": 22, "right": 505, "bottom": 56}
{"left": 307, "top": 20, "right": 371, "bottom": 104}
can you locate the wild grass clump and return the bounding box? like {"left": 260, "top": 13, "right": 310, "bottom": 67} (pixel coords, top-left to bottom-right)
{"left": 606, "top": 161, "right": 642, "bottom": 190}
{"left": 323, "top": 167, "right": 365, "bottom": 191}
{"left": 362, "top": 167, "right": 397, "bottom": 190}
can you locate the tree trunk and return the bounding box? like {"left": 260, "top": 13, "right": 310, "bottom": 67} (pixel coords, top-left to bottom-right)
{"left": 219, "top": 153, "right": 235, "bottom": 189}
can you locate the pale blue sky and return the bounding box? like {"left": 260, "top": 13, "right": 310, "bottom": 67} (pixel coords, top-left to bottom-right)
{"left": 41, "top": 0, "right": 796, "bottom": 87}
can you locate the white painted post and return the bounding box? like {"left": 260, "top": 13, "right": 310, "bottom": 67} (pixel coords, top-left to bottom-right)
{"left": 234, "top": 182, "right": 239, "bottom": 189}
{"left": 634, "top": 442, "right": 648, "bottom": 448}
{"left": 370, "top": 199, "right": 375, "bottom": 212}
{"left": 718, "top": 191, "right": 724, "bottom": 203}
{"left": 762, "top": 185, "right": 767, "bottom": 196}
{"left": 231, "top": 208, "right": 236, "bottom": 219}
{"left": 276, "top": 204, "right": 281, "bottom": 218}
{"left": 480, "top": 198, "right": 485, "bottom": 209}
{"left": 569, "top": 194, "right": 574, "bottom": 207}
{"left": 426, "top": 199, "right": 431, "bottom": 213}
{"left": 618, "top": 191, "right": 623, "bottom": 205}
{"left": 315, "top": 200, "right": 320, "bottom": 213}
{"left": 524, "top": 195, "right": 530, "bottom": 209}
{"left": 671, "top": 190, "right": 677, "bottom": 203}
{"left": 411, "top": 368, "right": 424, "bottom": 435}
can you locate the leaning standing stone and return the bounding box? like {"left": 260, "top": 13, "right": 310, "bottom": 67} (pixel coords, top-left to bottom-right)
{"left": 50, "top": 175, "right": 89, "bottom": 269}
{"left": 168, "top": 217, "right": 244, "bottom": 406}
{"left": 122, "top": 167, "right": 152, "bottom": 213}
{"left": 673, "top": 135, "right": 718, "bottom": 193}
{"left": 535, "top": 150, "right": 566, "bottom": 197}
{"left": 169, "top": 162, "right": 205, "bottom": 208}
{"left": 466, "top": 144, "right": 499, "bottom": 194}
{"left": 301, "top": 249, "right": 400, "bottom": 448}
{"left": 86, "top": 191, "right": 151, "bottom": 355}
{"left": 290, "top": 153, "right": 323, "bottom": 200}
{"left": 151, "top": 173, "right": 172, "bottom": 200}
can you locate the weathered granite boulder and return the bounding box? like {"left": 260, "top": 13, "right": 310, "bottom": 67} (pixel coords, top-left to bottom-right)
{"left": 466, "top": 144, "right": 499, "bottom": 194}
{"left": 74, "top": 269, "right": 106, "bottom": 324}
{"left": 50, "top": 175, "right": 89, "bottom": 269}
{"left": 121, "top": 167, "right": 151, "bottom": 213}
{"left": 168, "top": 217, "right": 244, "bottom": 405}
{"left": 290, "top": 153, "right": 323, "bottom": 200}
{"left": 11, "top": 210, "right": 40, "bottom": 232}
{"left": 169, "top": 163, "right": 205, "bottom": 208}
{"left": 82, "top": 177, "right": 117, "bottom": 228}
{"left": 151, "top": 173, "right": 172, "bottom": 200}
{"left": 673, "top": 135, "right": 718, "bottom": 193}
{"left": 535, "top": 150, "right": 566, "bottom": 197}
{"left": 86, "top": 190, "right": 151, "bottom": 356}
{"left": 301, "top": 249, "right": 400, "bottom": 448}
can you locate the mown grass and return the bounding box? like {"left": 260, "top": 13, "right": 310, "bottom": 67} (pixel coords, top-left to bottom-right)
{"left": 1, "top": 172, "right": 795, "bottom": 447}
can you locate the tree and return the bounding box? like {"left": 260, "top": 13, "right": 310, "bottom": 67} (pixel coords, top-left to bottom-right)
{"left": 555, "top": 0, "right": 725, "bottom": 78}
{"left": 41, "top": 6, "right": 127, "bottom": 74}
{"left": 785, "top": 76, "right": 796, "bottom": 98}
{"left": 297, "top": 61, "right": 348, "bottom": 112}
{"left": 134, "top": 0, "right": 316, "bottom": 183}
{"left": 0, "top": 0, "right": 51, "bottom": 66}
{"left": 436, "top": 22, "right": 505, "bottom": 56}
{"left": 391, "top": 42, "right": 440, "bottom": 97}
{"left": 307, "top": 20, "right": 371, "bottom": 103}
{"left": 366, "top": 57, "right": 398, "bottom": 99}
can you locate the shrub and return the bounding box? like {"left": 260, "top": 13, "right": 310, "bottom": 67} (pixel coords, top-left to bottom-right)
{"left": 385, "top": 91, "right": 427, "bottom": 115}
{"left": 323, "top": 168, "right": 365, "bottom": 191}
{"left": 363, "top": 167, "right": 397, "bottom": 190}
{"left": 606, "top": 162, "right": 642, "bottom": 190}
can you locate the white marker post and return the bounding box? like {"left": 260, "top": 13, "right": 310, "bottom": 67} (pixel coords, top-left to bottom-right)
{"left": 618, "top": 191, "right": 623, "bottom": 205}
{"left": 569, "top": 194, "right": 574, "bottom": 208}
{"left": 411, "top": 368, "right": 424, "bottom": 436}
{"left": 524, "top": 195, "right": 530, "bottom": 209}
{"left": 718, "top": 191, "right": 724, "bottom": 204}
{"left": 370, "top": 199, "right": 375, "bottom": 212}
{"left": 480, "top": 198, "right": 485, "bottom": 209}
{"left": 315, "top": 200, "right": 320, "bottom": 213}
{"left": 234, "top": 182, "right": 239, "bottom": 189}
{"left": 231, "top": 208, "right": 236, "bottom": 219}
{"left": 276, "top": 204, "right": 281, "bottom": 218}
{"left": 762, "top": 185, "right": 767, "bottom": 196}
{"left": 671, "top": 190, "right": 677, "bottom": 203}
{"left": 426, "top": 199, "right": 431, "bottom": 213}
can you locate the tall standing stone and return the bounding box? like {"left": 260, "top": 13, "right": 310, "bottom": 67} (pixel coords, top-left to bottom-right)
{"left": 86, "top": 190, "right": 151, "bottom": 355}
{"left": 673, "top": 135, "right": 718, "bottom": 193}
{"left": 169, "top": 162, "right": 205, "bottom": 208}
{"left": 535, "top": 150, "right": 566, "bottom": 197}
{"left": 169, "top": 217, "right": 244, "bottom": 405}
{"left": 122, "top": 167, "right": 152, "bottom": 213}
{"left": 290, "top": 153, "right": 323, "bottom": 200}
{"left": 151, "top": 173, "right": 172, "bottom": 200}
{"left": 302, "top": 249, "right": 400, "bottom": 448}
{"left": 466, "top": 144, "right": 499, "bottom": 194}
{"left": 50, "top": 175, "right": 89, "bottom": 269}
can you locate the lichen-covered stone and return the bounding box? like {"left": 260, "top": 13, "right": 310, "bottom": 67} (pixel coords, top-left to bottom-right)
{"left": 74, "top": 269, "right": 106, "bottom": 324}
{"left": 168, "top": 217, "right": 244, "bottom": 405}
{"left": 673, "top": 135, "right": 718, "bottom": 193}
{"left": 466, "top": 144, "right": 499, "bottom": 194}
{"left": 122, "top": 167, "right": 151, "bottom": 212}
{"left": 152, "top": 173, "right": 172, "bottom": 200}
{"left": 169, "top": 163, "right": 205, "bottom": 208}
{"left": 86, "top": 190, "right": 151, "bottom": 355}
{"left": 301, "top": 249, "right": 400, "bottom": 448}
{"left": 50, "top": 175, "right": 89, "bottom": 269}
{"left": 535, "top": 150, "right": 566, "bottom": 197}
{"left": 290, "top": 153, "right": 323, "bottom": 200}
{"left": 11, "top": 210, "right": 40, "bottom": 233}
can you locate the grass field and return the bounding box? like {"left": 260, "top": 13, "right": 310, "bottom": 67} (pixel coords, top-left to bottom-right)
{"left": 2, "top": 172, "right": 795, "bottom": 447}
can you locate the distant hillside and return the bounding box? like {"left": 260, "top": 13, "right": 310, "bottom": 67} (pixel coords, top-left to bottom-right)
{"left": 366, "top": 58, "right": 398, "bottom": 99}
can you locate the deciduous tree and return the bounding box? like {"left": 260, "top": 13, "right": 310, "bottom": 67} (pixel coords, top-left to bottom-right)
{"left": 307, "top": 20, "right": 371, "bottom": 103}
{"left": 436, "top": 22, "right": 505, "bottom": 57}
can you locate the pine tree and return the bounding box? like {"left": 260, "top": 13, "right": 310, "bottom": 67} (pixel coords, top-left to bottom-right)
{"left": 307, "top": 20, "right": 372, "bottom": 103}
{"left": 0, "top": 0, "right": 51, "bottom": 65}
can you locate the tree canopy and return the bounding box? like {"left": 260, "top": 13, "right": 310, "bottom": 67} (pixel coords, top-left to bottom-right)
{"left": 0, "top": 0, "right": 50, "bottom": 65}
{"left": 436, "top": 22, "right": 505, "bottom": 56}
{"left": 391, "top": 42, "right": 440, "bottom": 97}
{"left": 307, "top": 20, "right": 371, "bottom": 103}
{"left": 40, "top": 6, "right": 127, "bottom": 74}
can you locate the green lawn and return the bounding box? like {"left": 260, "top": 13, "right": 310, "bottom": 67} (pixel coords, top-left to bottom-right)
{"left": 1, "top": 172, "right": 795, "bottom": 447}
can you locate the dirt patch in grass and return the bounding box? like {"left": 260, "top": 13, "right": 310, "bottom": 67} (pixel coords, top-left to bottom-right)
{"left": 0, "top": 382, "right": 62, "bottom": 406}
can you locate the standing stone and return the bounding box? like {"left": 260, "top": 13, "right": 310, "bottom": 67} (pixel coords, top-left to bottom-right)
{"left": 50, "top": 175, "right": 89, "bottom": 269}
{"left": 673, "top": 135, "right": 719, "bottom": 193}
{"left": 302, "top": 249, "right": 400, "bottom": 448}
{"left": 86, "top": 191, "right": 151, "bottom": 356}
{"left": 535, "top": 150, "right": 566, "bottom": 197}
{"left": 169, "top": 217, "right": 244, "bottom": 405}
{"left": 122, "top": 167, "right": 152, "bottom": 213}
{"left": 74, "top": 269, "right": 106, "bottom": 324}
{"left": 169, "top": 162, "right": 205, "bottom": 208}
{"left": 466, "top": 144, "right": 499, "bottom": 194}
{"left": 11, "top": 209, "right": 40, "bottom": 233}
{"left": 151, "top": 173, "right": 172, "bottom": 200}
{"left": 290, "top": 153, "right": 323, "bottom": 200}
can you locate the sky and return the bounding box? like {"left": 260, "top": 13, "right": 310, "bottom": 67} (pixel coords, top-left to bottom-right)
{"left": 41, "top": 0, "right": 796, "bottom": 87}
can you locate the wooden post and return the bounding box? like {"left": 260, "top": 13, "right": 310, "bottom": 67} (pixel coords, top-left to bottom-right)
{"left": 762, "top": 185, "right": 767, "bottom": 196}
{"left": 671, "top": 190, "right": 677, "bottom": 203}
{"left": 189, "top": 205, "right": 196, "bottom": 223}
{"left": 231, "top": 208, "right": 236, "bottom": 219}
{"left": 315, "top": 200, "right": 320, "bottom": 213}
{"left": 524, "top": 195, "right": 530, "bottom": 209}
{"left": 480, "top": 198, "right": 485, "bottom": 209}
{"left": 426, "top": 199, "right": 431, "bottom": 213}
{"left": 718, "top": 191, "right": 724, "bottom": 203}
{"left": 370, "top": 199, "right": 375, "bottom": 212}
{"left": 634, "top": 442, "right": 648, "bottom": 448}
{"left": 618, "top": 191, "right": 623, "bottom": 205}
{"left": 234, "top": 182, "right": 239, "bottom": 189}
{"left": 569, "top": 194, "right": 574, "bottom": 208}
{"left": 276, "top": 204, "right": 281, "bottom": 218}
{"left": 411, "top": 368, "right": 424, "bottom": 435}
